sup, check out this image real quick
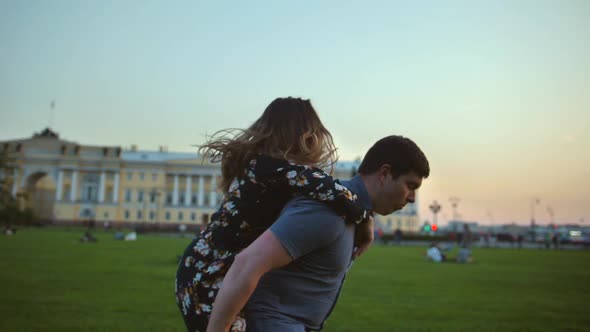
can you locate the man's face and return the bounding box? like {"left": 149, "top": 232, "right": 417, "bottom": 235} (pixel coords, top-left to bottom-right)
{"left": 373, "top": 169, "right": 422, "bottom": 215}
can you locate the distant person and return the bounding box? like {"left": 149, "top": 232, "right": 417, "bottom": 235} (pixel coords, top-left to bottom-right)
{"left": 484, "top": 232, "right": 490, "bottom": 248}
{"left": 490, "top": 232, "right": 498, "bottom": 248}
{"left": 393, "top": 228, "right": 403, "bottom": 245}
{"left": 124, "top": 231, "right": 137, "bottom": 241}
{"left": 426, "top": 242, "right": 446, "bottom": 262}
{"left": 544, "top": 232, "right": 552, "bottom": 249}
{"left": 80, "top": 231, "right": 98, "bottom": 243}
{"left": 517, "top": 234, "right": 524, "bottom": 249}
{"left": 103, "top": 221, "right": 110, "bottom": 231}
{"left": 457, "top": 224, "right": 472, "bottom": 263}
{"left": 4, "top": 227, "right": 17, "bottom": 236}
{"left": 552, "top": 232, "right": 560, "bottom": 250}
{"left": 114, "top": 229, "right": 125, "bottom": 240}
{"left": 178, "top": 224, "right": 187, "bottom": 237}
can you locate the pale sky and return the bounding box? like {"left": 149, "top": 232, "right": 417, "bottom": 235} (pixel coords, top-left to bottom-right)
{"left": 1, "top": 0, "right": 589, "bottom": 225}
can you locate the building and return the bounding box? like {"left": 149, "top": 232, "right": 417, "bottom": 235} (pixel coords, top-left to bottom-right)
{"left": 1, "top": 128, "right": 221, "bottom": 227}
{"left": 1, "top": 128, "right": 422, "bottom": 232}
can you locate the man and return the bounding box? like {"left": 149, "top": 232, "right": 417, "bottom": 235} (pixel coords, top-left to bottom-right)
{"left": 207, "top": 135, "right": 430, "bottom": 332}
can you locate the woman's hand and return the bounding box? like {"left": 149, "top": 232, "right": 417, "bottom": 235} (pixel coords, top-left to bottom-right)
{"left": 353, "top": 215, "right": 374, "bottom": 259}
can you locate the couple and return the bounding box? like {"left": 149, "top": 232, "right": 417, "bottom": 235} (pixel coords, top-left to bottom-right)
{"left": 175, "top": 97, "right": 430, "bottom": 332}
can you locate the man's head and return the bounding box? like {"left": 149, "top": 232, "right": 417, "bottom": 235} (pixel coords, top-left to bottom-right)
{"left": 358, "top": 135, "right": 430, "bottom": 215}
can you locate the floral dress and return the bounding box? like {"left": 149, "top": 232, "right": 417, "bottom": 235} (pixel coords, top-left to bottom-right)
{"left": 175, "top": 155, "right": 372, "bottom": 332}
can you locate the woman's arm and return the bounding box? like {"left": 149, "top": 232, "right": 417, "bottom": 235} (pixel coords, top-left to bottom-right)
{"left": 253, "top": 155, "right": 371, "bottom": 224}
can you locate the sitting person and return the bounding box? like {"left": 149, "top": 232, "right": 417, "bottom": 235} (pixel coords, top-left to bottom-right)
{"left": 426, "top": 242, "right": 446, "bottom": 262}
{"left": 114, "top": 229, "right": 125, "bottom": 240}
{"left": 80, "top": 231, "right": 98, "bottom": 243}
{"left": 124, "top": 231, "right": 137, "bottom": 241}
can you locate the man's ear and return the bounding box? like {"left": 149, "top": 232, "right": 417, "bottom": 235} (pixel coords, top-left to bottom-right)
{"left": 378, "top": 164, "right": 392, "bottom": 183}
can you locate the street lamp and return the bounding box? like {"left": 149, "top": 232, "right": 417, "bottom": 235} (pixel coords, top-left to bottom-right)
{"left": 429, "top": 200, "right": 441, "bottom": 226}
{"left": 449, "top": 196, "right": 461, "bottom": 221}
{"left": 530, "top": 197, "right": 540, "bottom": 242}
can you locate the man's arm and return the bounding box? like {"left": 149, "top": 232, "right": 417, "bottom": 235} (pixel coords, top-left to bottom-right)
{"left": 206, "top": 230, "right": 293, "bottom": 332}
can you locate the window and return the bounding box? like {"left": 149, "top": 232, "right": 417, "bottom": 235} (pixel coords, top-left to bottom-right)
{"left": 179, "top": 194, "right": 185, "bottom": 205}
{"left": 137, "top": 210, "right": 143, "bottom": 220}
{"left": 138, "top": 190, "right": 144, "bottom": 202}
{"left": 178, "top": 212, "right": 183, "bottom": 221}
{"left": 191, "top": 212, "right": 196, "bottom": 221}
{"left": 202, "top": 213, "right": 209, "bottom": 224}
{"left": 191, "top": 195, "right": 197, "bottom": 205}
{"left": 125, "top": 189, "right": 132, "bottom": 202}
{"left": 149, "top": 211, "right": 155, "bottom": 220}
{"left": 165, "top": 211, "right": 171, "bottom": 220}
{"left": 150, "top": 191, "right": 157, "bottom": 203}
{"left": 124, "top": 210, "right": 130, "bottom": 219}
{"left": 106, "top": 186, "right": 114, "bottom": 202}
{"left": 140, "top": 172, "right": 145, "bottom": 181}
{"left": 166, "top": 193, "right": 173, "bottom": 205}
{"left": 152, "top": 173, "right": 157, "bottom": 182}
{"left": 127, "top": 172, "right": 133, "bottom": 181}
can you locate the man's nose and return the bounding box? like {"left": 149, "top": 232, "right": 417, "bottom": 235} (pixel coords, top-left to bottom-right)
{"left": 407, "top": 191, "right": 416, "bottom": 203}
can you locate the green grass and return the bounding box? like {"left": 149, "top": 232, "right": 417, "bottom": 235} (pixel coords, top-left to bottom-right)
{"left": 1, "top": 228, "right": 589, "bottom": 331}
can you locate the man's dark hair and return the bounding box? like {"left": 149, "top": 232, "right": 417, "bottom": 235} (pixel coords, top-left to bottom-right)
{"left": 358, "top": 135, "right": 430, "bottom": 178}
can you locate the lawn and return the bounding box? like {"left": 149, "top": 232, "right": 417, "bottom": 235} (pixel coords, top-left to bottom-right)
{"left": 0, "top": 228, "right": 589, "bottom": 331}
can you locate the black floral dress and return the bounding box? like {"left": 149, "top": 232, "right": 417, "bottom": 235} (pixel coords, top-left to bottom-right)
{"left": 175, "top": 155, "right": 371, "bottom": 332}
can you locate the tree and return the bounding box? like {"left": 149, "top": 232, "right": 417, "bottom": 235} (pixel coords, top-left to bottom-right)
{"left": 0, "top": 151, "right": 23, "bottom": 226}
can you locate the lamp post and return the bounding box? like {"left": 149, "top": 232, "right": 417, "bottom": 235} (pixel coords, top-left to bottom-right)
{"left": 449, "top": 196, "right": 461, "bottom": 221}
{"left": 530, "top": 197, "right": 540, "bottom": 242}
{"left": 429, "top": 200, "right": 441, "bottom": 226}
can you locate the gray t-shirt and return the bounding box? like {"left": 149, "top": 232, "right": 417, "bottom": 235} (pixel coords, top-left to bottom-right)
{"left": 245, "top": 176, "right": 371, "bottom": 331}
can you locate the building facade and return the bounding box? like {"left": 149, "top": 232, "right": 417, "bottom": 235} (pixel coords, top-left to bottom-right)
{"left": 1, "top": 129, "right": 221, "bottom": 227}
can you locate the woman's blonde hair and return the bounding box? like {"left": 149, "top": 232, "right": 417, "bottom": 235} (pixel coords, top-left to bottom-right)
{"left": 200, "top": 97, "right": 338, "bottom": 192}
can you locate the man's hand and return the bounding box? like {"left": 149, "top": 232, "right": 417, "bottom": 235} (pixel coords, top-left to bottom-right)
{"left": 353, "top": 215, "right": 374, "bottom": 259}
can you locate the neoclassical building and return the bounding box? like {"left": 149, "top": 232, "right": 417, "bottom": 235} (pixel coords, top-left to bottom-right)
{"left": 1, "top": 128, "right": 420, "bottom": 232}
{"left": 1, "top": 128, "right": 221, "bottom": 226}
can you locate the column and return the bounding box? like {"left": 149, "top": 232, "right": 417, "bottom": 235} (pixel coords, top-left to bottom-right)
{"left": 185, "top": 175, "right": 192, "bottom": 207}
{"left": 172, "top": 174, "right": 179, "bottom": 205}
{"left": 11, "top": 168, "right": 18, "bottom": 197}
{"left": 197, "top": 175, "right": 204, "bottom": 206}
{"left": 113, "top": 173, "right": 119, "bottom": 203}
{"left": 209, "top": 175, "right": 217, "bottom": 207}
{"left": 56, "top": 170, "right": 63, "bottom": 201}
{"left": 98, "top": 171, "right": 105, "bottom": 203}
{"left": 70, "top": 170, "right": 78, "bottom": 202}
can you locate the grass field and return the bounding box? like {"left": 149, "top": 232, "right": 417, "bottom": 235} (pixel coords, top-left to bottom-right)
{"left": 1, "top": 228, "right": 589, "bottom": 332}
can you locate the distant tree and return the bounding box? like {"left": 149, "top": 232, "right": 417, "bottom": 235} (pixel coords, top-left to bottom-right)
{"left": 0, "top": 151, "right": 21, "bottom": 226}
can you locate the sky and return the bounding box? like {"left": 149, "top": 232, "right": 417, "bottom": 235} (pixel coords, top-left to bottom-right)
{"left": 1, "top": 0, "right": 588, "bottom": 225}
